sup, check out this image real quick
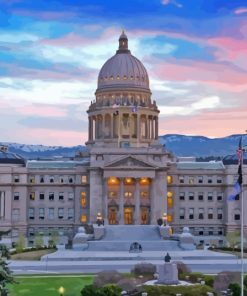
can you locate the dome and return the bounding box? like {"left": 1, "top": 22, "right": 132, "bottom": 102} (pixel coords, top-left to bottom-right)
{"left": 97, "top": 31, "right": 150, "bottom": 92}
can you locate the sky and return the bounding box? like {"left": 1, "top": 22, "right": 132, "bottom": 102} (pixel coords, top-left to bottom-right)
{"left": 0, "top": 0, "right": 247, "bottom": 146}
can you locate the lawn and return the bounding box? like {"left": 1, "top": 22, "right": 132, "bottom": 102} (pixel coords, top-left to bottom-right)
{"left": 8, "top": 275, "right": 94, "bottom": 296}
{"left": 11, "top": 249, "right": 56, "bottom": 260}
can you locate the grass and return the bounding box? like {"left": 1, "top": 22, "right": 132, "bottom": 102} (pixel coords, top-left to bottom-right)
{"left": 8, "top": 275, "right": 94, "bottom": 296}
{"left": 11, "top": 249, "right": 56, "bottom": 260}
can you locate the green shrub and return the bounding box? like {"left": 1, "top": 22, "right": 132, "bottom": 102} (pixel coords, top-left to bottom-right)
{"left": 15, "top": 234, "right": 25, "bottom": 253}
{"left": 228, "top": 282, "right": 241, "bottom": 296}
{"left": 189, "top": 272, "right": 203, "bottom": 283}
{"left": 204, "top": 275, "right": 214, "bottom": 287}
{"left": 131, "top": 263, "right": 156, "bottom": 276}
{"left": 81, "top": 284, "right": 121, "bottom": 296}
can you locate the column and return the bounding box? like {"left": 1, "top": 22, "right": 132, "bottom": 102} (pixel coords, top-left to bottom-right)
{"left": 88, "top": 116, "right": 91, "bottom": 141}
{"left": 119, "top": 178, "right": 124, "bottom": 224}
{"left": 137, "top": 114, "right": 140, "bottom": 143}
{"left": 150, "top": 178, "right": 156, "bottom": 224}
{"left": 102, "top": 114, "right": 105, "bottom": 139}
{"left": 110, "top": 114, "right": 114, "bottom": 139}
{"left": 103, "top": 178, "right": 108, "bottom": 225}
{"left": 134, "top": 178, "right": 140, "bottom": 225}
{"left": 155, "top": 117, "right": 158, "bottom": 139}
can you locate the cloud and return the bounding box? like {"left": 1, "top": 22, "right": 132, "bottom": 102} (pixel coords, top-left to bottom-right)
{"left": 161, "top": 0, "right": 183, "bottom": 8}
{"left": 234, "top": 7, "right": 247, "bottom": 15}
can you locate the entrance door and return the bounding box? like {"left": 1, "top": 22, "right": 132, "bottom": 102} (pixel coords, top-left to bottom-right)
{"left": 124, "top": 207, "right": 133, "bottom": 225}
{"left": 108, "top": 207, "right": 117, "bottom": 225}
{"left": 141, "top": 207, "right": 149, "bottom": 225}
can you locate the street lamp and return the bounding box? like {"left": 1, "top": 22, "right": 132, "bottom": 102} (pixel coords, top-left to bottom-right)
{"left": 162, "top": 212, "right": 167, "bottom": 226}
{"left": 58, "top": 286, "right": 65, "bottom": 296}
{"left": 96, "top": 212, "right": 103, "bottom": 226}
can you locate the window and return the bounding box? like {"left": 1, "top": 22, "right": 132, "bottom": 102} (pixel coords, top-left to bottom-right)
{"left": 217, "top": 208, "right": 223, "bottom": 220}
{"left": 30, "top": 192, "right": 35, "bottom": 200}
{"left": 198, "top": 208, "right": 204, "bottom": 220}
{"left": 217, "top": 193, "right": 223, "bottom": 201}
{"left": 40, "top": 176, "right": 44, "bottom": 183}
{"left": 179, "top": 176, "right": 184, "bottom": 184}
{"left": 234, "top": 210, "right": 240, "bottom": 220}
{"left": 28, "top": 208, "right": 34, "bottom": 219}
{"left": 58, "top": 208, "right": 64, "bottom": 219}
{"left": 179, "top": 208, "right": 185, "bottom": 220}
{"left": 124, "top": 191, "right": 133, "bottom": 198}
{"left": 60, "top": 176, "right": 64, "bottom": 183}
{"left": 167, "top": 214, "right": 173, "bottom": 222}
{"left": 49, "top": 192, "right": 54, "bottom": 201}
{"left": 208, "top": 192, "right": 213, "bottom": 201}
{"left": 198, "top": 176, "right": 203, "bottom": 184}
{"left": 140, "top": 191, "right": 149, "bottom": 198}
{"left": 218, "top": 228, "right": 223, "bottom": 235}
{"left": 13, "top": 192, "right": 19, "bottom": 201}
{"left": 179, "top": 192, "right": 185, "bottom": 201}
{"left": 12, "top": 229, "right": 19, "bottom": 237}
{"left": 189, "top": 192, "right": 194, "bottom": 201}
{"left": 81, "top": 215, "right": 87, "bottom": 223}
{"left": 68, "top": 208, "right": 74, "bottom": 220}
{"left": 208, "top": 228, "right": 214, "bottom": 235}
{"left": 189, "top": 176, "right": 194, "bottom": 184}
{"left": 81, "top": 175, "right": 87, "bottom": 184}
{"left": 81, "top": 192, "right": 87, "bottom": 208}
{"left": 167, "top": 175, "right": 173, "bottom": 184}
{"left": 29, "top": 176, "right": 35, "bottom": 183}
{"left": 69, "top": 177, "right": 74, "bottom": 184}
{"left": 49, "top": 176, "right": 54, "bottom": 183}
{"left": 189, "top": 208, "right": 194, "bottom": 220}
{"left": 198, "top": 192, "right": 204, "bottom": 201}
{"left": 39, "top": 208, "right": 45, "bottom": 220}
{"left": 12, "top": 209, "right": 20, "bottom": 222}
{"left": 48, "top": 208, "right": 54, "bottom": 220}
{"left": 208, "top": 208, "right": 213, "bottom": 219}
{"left": 59, "top": 192, "right": 64, "bottom": 201}
{"left": 28, "top": 227, "right": 34, "bottom": 237}
{"left": 208, "top": 177, "right": 212, "bottom": 184}
{"left": 39, "top": 193, "right": 45, "bottom": 200}
{"left": 14, "top": 175, "right": 19, "bottom": 183}
{"left": 68, "top": 192, "right": 74, "bottom": 200}
{"left": 217, "top": 177, "right": 222, "bottom": 184}
{"left": 199, "top": 228, "right": 204, "bottom": 235}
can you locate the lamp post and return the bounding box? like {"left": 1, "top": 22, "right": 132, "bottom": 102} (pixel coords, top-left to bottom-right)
{"left": 58, "top": 286, "right": 65, "bottom": 296}
{"left": 96, "top": 212, "right": 103, "bottom": 226}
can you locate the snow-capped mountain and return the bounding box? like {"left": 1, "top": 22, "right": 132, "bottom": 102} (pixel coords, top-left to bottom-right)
{"left": 1, "top": 134, "right": 244, "bottom": 159}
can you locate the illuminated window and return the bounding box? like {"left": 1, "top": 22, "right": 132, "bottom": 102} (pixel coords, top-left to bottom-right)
{"left": 108, "top": 191, "right": 117, "bottom": 198}
{"left": 140, "top": 178, "right": 150, "bottom": 185}
{"left": 81, "top": 192, "right": 87, "bottom": 208}
{"left": 29, "top": 176, "right": 35, "bottom": 184}
{"left": 141, "top": 191, "right": 149, "bottom": 198}
{"left": 124, "top": 191, "right": 133, "bottom": 198}
{"left": 117, "top": 75, "right": 120, "bottom": 80}
{"left": 167, "top": 191, "right": 173, "bottom": 198}
{"left": 81, "top": 175, "right": 87, "bottom": 184}
{"left": 81, "top": 215, "right": 87, "bottom": 223}
{"left": 167, "top": 197, "right": 173, "bottom": 208}
{"left": 167, "top": 176, "right": 173, "bottom": 184}
{"left": 124, "top": 178, "right": 134, "bottom": 185}
{"left": 30, "top": 192, "right": 35, "bottom": 200}
{"left": 167, "top": 214, "right": 173, "bottom": 222}
{"left": 123, "top": 75, "right": 127, "bottom": 80}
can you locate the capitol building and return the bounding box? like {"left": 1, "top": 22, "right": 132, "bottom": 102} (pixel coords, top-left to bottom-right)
{"left": 0, "top": 32, "right": 246, "bottom": 246}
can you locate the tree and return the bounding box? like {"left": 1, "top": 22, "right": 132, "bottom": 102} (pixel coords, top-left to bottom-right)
{"left": 226, "top": 231, "right": 240, "bottom": 251}
{"left": 15, "top": 233, "right": 25, "bottom": 253}
{"left": 228, "top": 282, "right": 241, "bottom": 296}
{"left": 0, "top": 257, "right": 15, "bottom": 296}
{"left": 34, "top": 234, "right": 44, "bottom": 249}
{"left": 48, "top": 231, "right": 59, "bottom": 248}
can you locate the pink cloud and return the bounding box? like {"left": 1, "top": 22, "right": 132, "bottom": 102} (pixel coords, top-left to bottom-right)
{"left": 16, "top": 104, "right": 67, "bottom": 117}
{"left": 234, "top": 7, "right": 247, "bottom": 15}
{"left": 12, "top": 9, "right": 76, "bottom": 20}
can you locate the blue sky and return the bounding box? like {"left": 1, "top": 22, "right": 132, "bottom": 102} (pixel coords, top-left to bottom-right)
{"left": 0, "top": 0, "right": 247, "bottom": 145}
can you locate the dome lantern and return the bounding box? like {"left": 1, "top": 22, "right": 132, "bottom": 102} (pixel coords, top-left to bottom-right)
{"left": 117, "top": 30, "right": 130, "bottom": 54}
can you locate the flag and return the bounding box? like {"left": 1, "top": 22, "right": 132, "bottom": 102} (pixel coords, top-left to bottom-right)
{"left": 228, "top": 137, "right": 243, "bottom": 201}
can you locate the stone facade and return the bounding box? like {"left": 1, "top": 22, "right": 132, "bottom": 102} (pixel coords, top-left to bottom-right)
{"left": 0, "top": 32, "right": 246, "bottom": 246}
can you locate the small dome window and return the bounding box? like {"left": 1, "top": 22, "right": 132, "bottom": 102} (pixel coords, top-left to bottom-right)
{"left": 130, "top": 76, "right": 134, "bottom": 80}
{"left": 117, "top": 75, "right": 120, "bottom": 80}
{"left": 110, "top": 76, "right": 114, "bottom": 80}
{"left": 123, "top": 75, "right": 127, "bottom": 80}
{"left": 136, "top": 76, "right": 140, "bottom": 80}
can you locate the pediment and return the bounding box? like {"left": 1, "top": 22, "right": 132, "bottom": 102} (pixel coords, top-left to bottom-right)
{"left": 104, "top": 155, "right": 157, "bottom": 169}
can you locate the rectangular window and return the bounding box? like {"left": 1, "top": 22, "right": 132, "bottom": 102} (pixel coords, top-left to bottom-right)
{"left": 28, "top": 227, "right": 35, "bottom": 237}
{"left": 217, "top": 193, "right": 223, "bottom": 201}
{"left": 29, "top": 176, "right": 35, "bottom": 183}
{"left": 198, "top": 208, "right": 204, "bottom": 220}
{"left": 39, "top": 208, "right": 45, "bottom": 220}
{"left": 59, "top": 192, "right": 64, "bottom": 201}
{"left": 208, "top": 227, "right": 214, "bottom": 235}
{"left": 124, "top": 191, "right": 133, "bottom": 198}
{"left": 49, "top": 192, "right": 54, "bottom": 201}
{"left": 189, "top": 176, "right": 194, "bottom": 184}
{"left": 189, "top": 208, "right": 194, "bottom": 220}
{"left": 81, "top": 192, "right": 87, "bottom": 208}
{"left": 39, "top": 193, "right": 45, "bottom": 200}
{"left": 199, "top": 228, "right": 204, "bottom": 235}
{"left": 0, "top": 191, "right": 5, "bottom": 219}
{"left": 189, "top": 192, "right": 194, "bottom": 201}
{"left": 217, "top": 177, "right": 222, "bottom": 184}
{"left": 140, "top": 191, "right": 149, "bottom": 198}
{"left": 198, "top": 176, "right": 203, "bottom": 184}
{"left": 218, "top": 228, "right": 223, "bottom": 235}
{"left": 208, "top": 177, "right": 213, "bottom": 184}
{"left": 39, "top": 176, "right": 44, "bottom": 183}
{"left": 69, "top": 176, "right": 74, "bottom": 184}
{"left": 12, "top": 209, "right": 20, "bottom": 222}
{"left": 208, "top": 192, "right": 213, "bottom": 201}
{"left": 14, "top": 175, "right": 20, "bottom": 183}
{"left": 28, "top": 208, "right": 34, "bottom": 219}
{"left": 58, "top": 208, "right": 64, "bottom": 219}
{"left": 217, "top": 208, "right": 223, "bottom": 220}
{"left": 60, "top": 176, "right": 64, "bottom": 183}
{"left": 235, "top": 214, "right": 240, "bottom": 220}
{"left": 179, "top": 176, "right": 184, "bottom": 184}
{"left": 81, "top": 175, "right": 87, "bottom": 184}
{"left": 179, "top": 208, "right": 185, "bottom": 220}
{"left": 198, "top": 192, "right": 204, "bottom": 201}
{"left": 49, "top": 176, "right": 54, "bottom": 183}
{"left": 108, "top": 191, "right": 117, "bottom": 198}
{"left": 68, "top": 192, "right": 74, "bottom": 200}
{"left": 68, "top": 208, "right": 74, "bottom": 220}
{"left": 13, "top": 192, "right": 19, "bottom": 201}
{"left": 208, "top": 208, "right": 213, "bottom": 219}
{"left": 48, "top": 208, "right": 54, "bottom": 220}
{"left": 179, "top": 192, "right": 185, "bottom": 201}
{"left": 30, "top": 192, "right": 35, "bottom": 200}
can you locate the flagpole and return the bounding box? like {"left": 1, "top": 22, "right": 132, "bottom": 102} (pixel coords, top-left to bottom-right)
{"left": 241, "top": 134, "right": 244, "bottom": 296}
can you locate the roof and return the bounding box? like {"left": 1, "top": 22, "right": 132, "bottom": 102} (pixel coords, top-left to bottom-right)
{"left": 27, "top": 158, "right": 90, "bottom": 169}
{"left": 0, "top": 150, "right": 25, "bottom": 165}
{"left": 177, "top": 161, "right": 225, "bottom": 170}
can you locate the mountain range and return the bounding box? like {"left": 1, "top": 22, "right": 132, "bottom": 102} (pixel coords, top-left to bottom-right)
{"left": 1, "top": 134, "right": 244, "bottom": 159}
